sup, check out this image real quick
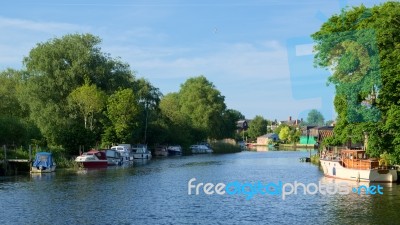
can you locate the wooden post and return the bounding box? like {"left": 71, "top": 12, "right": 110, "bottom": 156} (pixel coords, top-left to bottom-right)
{"left": 3, "top": 145, "right": 7, "bottom": 162}
{"left": 3, "top": 145, "right": 7, "bottom": 175}
{"left": 29, "top": 145, "right": 32, "bottom": 162}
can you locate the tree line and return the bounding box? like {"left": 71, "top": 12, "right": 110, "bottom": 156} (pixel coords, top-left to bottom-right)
{"left": 312, "top": 1, "right": 400, "bottom": 163}
{"left": 0, "top": 34, "right": 244, "bottom": 155}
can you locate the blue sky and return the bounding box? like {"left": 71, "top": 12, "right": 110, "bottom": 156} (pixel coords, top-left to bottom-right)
{"left": 0, "top": 0, "right": 388, "bottom": 121}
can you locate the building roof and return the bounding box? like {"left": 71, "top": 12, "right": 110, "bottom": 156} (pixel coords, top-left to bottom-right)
{"left": 236, "top": 120, "right": 249, "bottom": 129}
{"left": 258, "top": 133, "right": 278, "bottom": 138}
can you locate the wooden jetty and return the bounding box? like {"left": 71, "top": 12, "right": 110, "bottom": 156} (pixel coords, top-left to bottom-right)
{"left": 1, "top": 145, "right": 31, "bottom": 176}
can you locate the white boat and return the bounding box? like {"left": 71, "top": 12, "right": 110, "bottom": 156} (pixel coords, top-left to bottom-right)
{"left": 167, "top": 145, "right": 182, "bottom": 155}
{"left": 132, "top": 144, "right": 152, "bottom": 159}
{"left": 111, "top": 145, "right": 132, "bottom": 162}
{"left": 320, "top": 149, "right": 397, "bottom": 183}
{"left": 105, "top": 149, "right": 123, "bottom": 166}
{"left": 75, "top": 150, "right": 108, "bottom": 168}
{"left": 31, "top": 152, "right": 56, "bottom": 173}
{"left": 190, "top": 144, "right": 213, "bottom": 154}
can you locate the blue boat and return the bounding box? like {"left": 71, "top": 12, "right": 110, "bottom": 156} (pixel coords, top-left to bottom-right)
{"left": 31, "top": 152, "right": 56, "bottom": 173}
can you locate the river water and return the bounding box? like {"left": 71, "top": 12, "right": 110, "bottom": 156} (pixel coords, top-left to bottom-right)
{"left": 1, "top": 150, "right": 400, "bottom": 225}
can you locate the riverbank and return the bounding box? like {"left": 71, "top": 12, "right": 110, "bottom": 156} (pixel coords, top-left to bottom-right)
{"left": 210, "top": 142, "right": 242, "bottom": 154}
{"left": 279, "top": 143, "right": 316, "bottom": 149}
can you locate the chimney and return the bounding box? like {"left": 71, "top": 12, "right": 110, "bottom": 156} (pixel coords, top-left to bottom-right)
{"left": 289, "top": 116, "right": 292, "bottom": 121}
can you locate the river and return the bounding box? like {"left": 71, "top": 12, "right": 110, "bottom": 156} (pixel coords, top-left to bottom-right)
{"left": 1, "top": 150, "right": 399, "bottom": 225}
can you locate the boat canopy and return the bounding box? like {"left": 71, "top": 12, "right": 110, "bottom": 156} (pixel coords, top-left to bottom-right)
{"left": 33, "top": 152, "right": 54, "bottom": 168}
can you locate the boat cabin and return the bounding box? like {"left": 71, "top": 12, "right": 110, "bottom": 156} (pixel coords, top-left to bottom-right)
{"left": 340, "top": 149, "right": 379, "bottom": 170}
{"left": 84, "top": 150, "right": 107, "bottom": 160}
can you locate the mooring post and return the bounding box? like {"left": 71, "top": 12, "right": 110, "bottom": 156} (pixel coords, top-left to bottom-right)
{"left": 29, "top": 145, "right": 32, "bottom": 161}
{"left": 3, "top": 145, "right": 7, "bottom": 174}
{"left": 3, "top": 145, "right": 6, "bottom": 162}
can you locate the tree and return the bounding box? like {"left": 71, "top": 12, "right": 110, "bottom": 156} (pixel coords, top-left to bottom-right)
{"left": 106, "top": 88, "right": 140, "bottom": 143}
{"left": 311, "top": 2, "right": 400, "bottom": 161}
{"left": 0, "top": 69, "right": 42, "bottom": 147}
{"left": 159, "top": 93, "right": 194, "bottom": 146}
{"left": 68, "top": 82, "right": 106, "bottom": 130}
{"left": 220, "top": 109, "right": 245, "bottom": 139}
{"left": 20, "top": 33, "right": 134, "bottom": 150}
{"left": 179, "top": 76, "right": 226, "bottom": 140}
{"left": 279, "top": 126, "right": 290, "bottom": 143}
{"left": 306, "top": 109, "right": 325, "bottom": 126}
{"left": 0, "top": 69, "right": 28, "bottom": 118}
{"left": 133, "top": 78, "right": 162, "bottom": 143}
{"left": 325, "top": 120, "right": 334, "bottom": 126}
{"left": 247, "top": 115, "right": 268, "bottom": 140}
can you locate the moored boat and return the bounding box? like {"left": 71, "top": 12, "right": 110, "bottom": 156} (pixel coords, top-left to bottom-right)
{"left": 75, "top": 150, "right": 108, "bottom": 168}
{"left": 105, "top": 149, "right": 123, "bottom": 166}
{"left": 320, "top": 149, "right": 397, "bottom": 183}
{"left": 132, "top": 144, "right": 152, "bottom": 159}
{"left": 31, "top": 152, "right": 56, "bottom": 173}
{"left": 167, "top": 145, "right": 182, "bottom": 155}
{"left": 154, "top": 145, "right": 169, "bottom": 157}
{"left": 111, "top": 145, "right": 131, "bottom": 162}
{"left": 190, "top": 144, "right": 213, "bottom": 154}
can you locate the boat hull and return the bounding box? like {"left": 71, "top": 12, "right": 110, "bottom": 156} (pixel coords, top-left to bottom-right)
{"left": 31, "top": 166, "right": 56, "bottom": 173}
{"left": 76, "top": 161, "right": 108, "bottom": 168}
{"left": 154, "top": 151, "right": 168, "bottom": 157}
{"left": 168, "top": 150, "right": 182, "bottom": 156}
{"left": 132, "top": 153, "right": 151, "bottom": 159}
{"left": 320, "top": 159, "right": 397, "bottom": 183}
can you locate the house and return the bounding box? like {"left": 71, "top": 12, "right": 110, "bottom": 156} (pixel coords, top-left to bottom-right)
{"left": 236, "top": 119, "right": 249, "bottom": 133}
{"left": 300, "top": 126, "right": 334, "bottom": 144}
{"left": 257, "top": 133, "right": 279, "bottom": 145}
{"left": 279, "top": 116, "right": 302, "bottom": 127}
{"left": 236, "top": 120, "right": 249, "bottom": 130}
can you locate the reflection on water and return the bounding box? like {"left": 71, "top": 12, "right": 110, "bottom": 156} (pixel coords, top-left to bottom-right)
{"left": 248, "top": 145, "right": 275, "bottom": 151}
{"left": 1, "top": 151, "right": 400, "bottom": 224}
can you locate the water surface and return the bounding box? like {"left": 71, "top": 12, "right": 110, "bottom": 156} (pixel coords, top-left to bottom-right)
{"left": 1, "top": 151, "right": 399, "bottom": 224}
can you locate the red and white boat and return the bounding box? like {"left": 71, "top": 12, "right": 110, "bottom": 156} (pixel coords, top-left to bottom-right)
{"left": 320, "top": 148, "right": 397, "bottom": 183}
{"left": 75, "top": 150, "right": 108, "bottom": 168}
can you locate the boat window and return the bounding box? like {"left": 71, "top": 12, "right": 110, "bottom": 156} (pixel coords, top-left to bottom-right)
{"left": 39, "top": 155, "right": 48, "bottom": 162}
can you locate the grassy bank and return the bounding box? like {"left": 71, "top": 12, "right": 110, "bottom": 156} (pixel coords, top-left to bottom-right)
{"left": 211, "top": 142, "right": 242, "bottom": 154}
{"left": 0, "top": 146, "right": 78, "bottom": 169}
{"left": 279, "top": 143, "right": 316, "bottom": 149}
{"left": 56, "top": 156, "right": 79, "bottom": 168}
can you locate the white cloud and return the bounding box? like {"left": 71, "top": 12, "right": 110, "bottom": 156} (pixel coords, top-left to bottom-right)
{"left": 0, "top": 16, "right": 88, "bottom": 33}
{"left": 105, "top": 40, "right": 290, "bottom": 82}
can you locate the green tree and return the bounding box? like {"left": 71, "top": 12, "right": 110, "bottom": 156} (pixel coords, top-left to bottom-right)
{"left": 68, "top": 82, "right": 106, "bottom": 130}
{"left": 289, "top": 128, "right": 302, "bottom": 144}
{"left": 279, "top": 126, "right": 290, "bottom": 143}
{"left": 311, "top": 2, "right": 400, "bottom": 161}
{"left": 159, "top": 93, "right": 194, "bottom": 146}
{"left": 179, "top": 76, "right": 226, "bottom": 140}
{"left": 325, "top": 120, "right": 334, "bottom": 126}
{"left": 20, "top": 33, "right": 134, "bottom": 151}
{"left": 306, "top": 109, "right": 325, "bottom": 126}
{"left": 0, "top": 69, "right": 41, "bottom": 146}
{"left": 0, "top": 69, "right": 28, "bottom": 118}
{"left": 133, "top": 78, "right": 162, "bottom": 143}
{"left": 106, "top": 88, "right": 140, "bottom": 143}
{"left": 220, "top": 109, "right": 245, "bottom": 139}
{"left": 247, "top": 115, "right": 268, "bottom": 140}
